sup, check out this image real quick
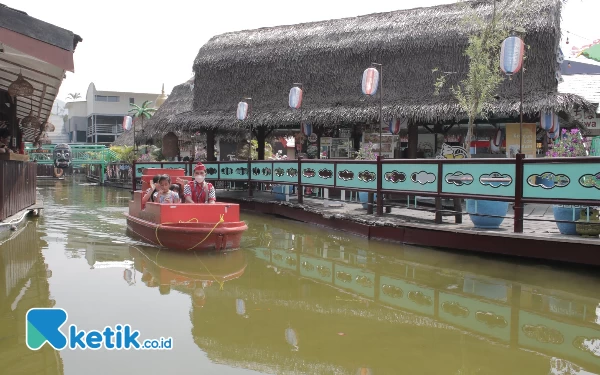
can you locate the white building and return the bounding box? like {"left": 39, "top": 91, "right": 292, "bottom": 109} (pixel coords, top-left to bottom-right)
{"left": 65, "top": 83, "right": 162, "bottom": 144}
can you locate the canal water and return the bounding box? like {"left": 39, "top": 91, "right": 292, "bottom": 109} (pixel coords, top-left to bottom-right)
{"left": 2, "top": 177, "right": 600, "bottom": 375}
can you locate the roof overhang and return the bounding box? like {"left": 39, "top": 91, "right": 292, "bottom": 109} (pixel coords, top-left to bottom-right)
{"left": 0, "top": 32, "right": 71, "bottom": 140}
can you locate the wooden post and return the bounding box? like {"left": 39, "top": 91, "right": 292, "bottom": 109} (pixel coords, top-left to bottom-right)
{"left": 435, "top": 162, "right": 443, "bottom": 224}
{"left": 297, "top": 156, "right": 303, "bottom": 204}
{"left": 131, "top": 161, "right": 136, "bottom": 193}
{"left": 514, "top": 154, "right": 524, "bottom": 233}
{"left": 376, "top": 155, "right": 383, "bottom": 216}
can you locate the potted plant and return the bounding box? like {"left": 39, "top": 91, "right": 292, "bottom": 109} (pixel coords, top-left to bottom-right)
{"left": 355, "top": 142, "right": 378, "bottom": 209}
{"left": 547, "top": 128, "right": 593, "bottom": 235}
{"left": 269, "top": 150, "right": 291, "bottom": 201}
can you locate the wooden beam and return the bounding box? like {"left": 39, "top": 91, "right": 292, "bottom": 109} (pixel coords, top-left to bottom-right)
{"left": 37, "top": 84, "right": 47, "bottom": 118}
{"left": 0, "top": 58, "right": 62, "bottom": 81}
{"left": 0, "top": 67, "right": 58, "bottom": 90}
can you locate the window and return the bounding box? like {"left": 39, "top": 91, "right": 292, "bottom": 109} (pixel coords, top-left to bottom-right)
{"left": 95, "top": 95, "right": 119, "bottom": 102}
{"left": 129, "top": 98, "right": 134, "bottom": 104}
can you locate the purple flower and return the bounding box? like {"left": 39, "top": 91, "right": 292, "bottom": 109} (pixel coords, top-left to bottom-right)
{"left": 562, "top": 128, "right": 567, "bottom": 134}
{"left": 571, "top": 129, "right": 579, "bottom": 134}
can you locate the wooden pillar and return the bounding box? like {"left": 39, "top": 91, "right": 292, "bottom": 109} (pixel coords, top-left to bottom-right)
{"left": 408, "top": 121, "right": 419, "bottom": 159}
{"left": 256, "top": 127, "right": 266, "bottom": 160}
{"left": 206, "top": 129, "right": 216, "bottom": 161}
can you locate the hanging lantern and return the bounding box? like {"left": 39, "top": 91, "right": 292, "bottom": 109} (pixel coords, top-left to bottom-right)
{"left": 237, "top": 101, "right": 248, "bottom": 120}
{"left": 301, "top": 123, "right": 312, "bottom": 136}
{"left": 20, "top": 111, "right": 40, "bottom": 129}
{"left": 500, "top": 36, "right": 525, "bottom": 76}
{"left": 362, "top": 67, "right": 379, "bottom": 96}
{"left": 8, "top": 72, "right": 34, "bottom": 98}
{"left": 45, "top": 122, "right": 56, "bottom": 132}
{"left": 388, "top": 118, "right": 407, "bottom": 134}
{"left": 289, "top": 87, "right": 303, "bottom": 109}
{"left": 540, "top": 111, "right": 558, "bottom": 131}
{"left": 490, "top": 128, "right": 502, "bottom": 153}
{"left": 122, "top": 116, "right": 132, "bottom": 131}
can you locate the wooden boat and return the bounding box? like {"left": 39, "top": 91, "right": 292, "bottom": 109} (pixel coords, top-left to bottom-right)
{"left": 125, "top": 168, "right": 248, "bottom": 251}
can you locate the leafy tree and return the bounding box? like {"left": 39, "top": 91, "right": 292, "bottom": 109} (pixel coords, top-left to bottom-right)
{"left": 237, "top": 139, "right": 273, "bottom": 160}
{"left": 128, "top": 100, "right": 157, "bottom": 149}
{"left": 66, "top": 93, "right": 81, "bottom": 101}
{"left": 434, "top": 0, "right": 513, "bottom": 156}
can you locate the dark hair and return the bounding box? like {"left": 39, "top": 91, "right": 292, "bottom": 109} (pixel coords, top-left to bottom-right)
{"left": 152, "top": 175, "right": 160, "bottom": 183}
{"left": 0, "top": 128, "right": 10, "bottom": 139}
{"left": 158, "top": 174, "right": 171, "bottom": 184}
{"left": 169, "top": 184, "right": 180, "bottom": 191}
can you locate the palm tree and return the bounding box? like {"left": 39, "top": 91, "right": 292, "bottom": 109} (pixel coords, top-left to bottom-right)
{"left": 66, "top": 93, "right": 81, "bottom": 100}
{"left": 128, "top": 100, "right": 156, "bottom": 152}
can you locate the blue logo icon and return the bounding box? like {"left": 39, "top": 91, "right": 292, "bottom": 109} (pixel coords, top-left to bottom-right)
{"left": 26, "top": 308, "right": 172, "bottom": 351}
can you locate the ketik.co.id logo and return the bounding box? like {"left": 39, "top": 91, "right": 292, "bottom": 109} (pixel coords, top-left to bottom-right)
{"left": 26, "top": 308, "right": 173, "bottom": 350}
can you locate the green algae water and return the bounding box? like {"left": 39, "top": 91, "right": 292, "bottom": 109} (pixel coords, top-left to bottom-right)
{"left": 2, "top": 176, "right": 600, "bottom": 374}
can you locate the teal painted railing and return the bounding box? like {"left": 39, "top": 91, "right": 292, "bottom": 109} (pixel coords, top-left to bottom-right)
{"left": 132, "top": 156, "right": 600, "bottom": 231}
{"left": 25, "top": 144, "right": 118, "bottom": 166}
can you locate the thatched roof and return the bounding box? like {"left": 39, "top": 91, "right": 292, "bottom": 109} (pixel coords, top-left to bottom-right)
{"left": 192, "top": 0, "right": 594, "bottom": 128}
{"left": 113, "top": 78, "right": 246, "bottom": 146}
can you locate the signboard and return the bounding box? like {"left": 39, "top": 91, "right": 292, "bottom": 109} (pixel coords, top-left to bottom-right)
{"left": 320, "top": 137, "right": 332, "bottom": 146}
{"left": 505, "top": 123, "right": 536, "bottom": 158}
{"left": 570, "top": 109, "right": 599, "bottom": 130}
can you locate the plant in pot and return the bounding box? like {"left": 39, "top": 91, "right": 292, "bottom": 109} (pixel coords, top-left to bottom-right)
{"left": 433, "top": 0, "right": 510, "bottom": 229}
{"left": 547, "top": 128, "right": 595, "bottom": 235}
{"left": 269, "top": 150, "right": 291, "bottom": 201}
{"left": 354, "top": 142, "right": 378, "bottom": 209}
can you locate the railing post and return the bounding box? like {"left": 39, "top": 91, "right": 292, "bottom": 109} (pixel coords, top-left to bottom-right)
{"left": 376, "top": 155, "right": 383, "bottom": 216}
{"left": 131, "top": 161, "right": 136, "bottom": 193}
{"left": 247, "top": 158, "right": 253, "bottom": 197}
{"left": 297, "top": 156, "right": 303, "bottom": 204}
{"left": 514, "top": 153, "right": 525, "bottom": 233}
{"left": 435, "top": 161, "right": 443, "bottom": 224}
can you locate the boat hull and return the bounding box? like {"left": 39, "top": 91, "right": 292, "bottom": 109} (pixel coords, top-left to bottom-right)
{"left": 126, "top": 214, "right": 247, "bottom": 252}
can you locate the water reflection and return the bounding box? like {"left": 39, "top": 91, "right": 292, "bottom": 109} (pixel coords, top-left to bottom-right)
{"left": 3, "top": 179, "right": 600, "bottom": 375}
{"left": 0, "top": 220, "right": 63, "bottom": 374}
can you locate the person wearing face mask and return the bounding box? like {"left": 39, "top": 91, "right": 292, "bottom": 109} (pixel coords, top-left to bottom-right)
{"left": 181, "top": 163, "right": 216, "bottom": 204}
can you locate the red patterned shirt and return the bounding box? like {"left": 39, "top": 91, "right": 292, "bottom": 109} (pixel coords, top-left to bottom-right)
{"left": 183, "top": 181, "right": 216, "bottom": 203}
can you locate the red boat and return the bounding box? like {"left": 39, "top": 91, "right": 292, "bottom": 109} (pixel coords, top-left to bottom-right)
{"left": 125, "top": 168, "right": 248, "bottom": 251}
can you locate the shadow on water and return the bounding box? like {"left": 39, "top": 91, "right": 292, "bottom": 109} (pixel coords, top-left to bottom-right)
{"left": 2, "top": 177, "right": 599, "bottom": 375}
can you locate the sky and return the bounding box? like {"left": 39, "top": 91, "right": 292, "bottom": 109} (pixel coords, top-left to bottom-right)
{"left": 6, "top": 0, "right": 599, "bottom": 102}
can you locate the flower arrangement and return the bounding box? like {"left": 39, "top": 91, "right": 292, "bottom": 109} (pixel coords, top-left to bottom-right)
{"left": 269, "top": 150, "right": 288, "bottom": 160}
{"left": 354, "top": 142, "right": 378, "bottom": 160}
{"left": 546, "top": 128, "right": 589, "bottom": 157}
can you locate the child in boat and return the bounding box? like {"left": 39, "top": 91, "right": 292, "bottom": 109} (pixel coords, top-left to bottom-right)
{"left": 170, "top": 183, "right": 184, "bottom": 202}
{"left": 179, "top": 163, "right": 216, "bottom": 204}
{"left": 154, "top": 175, "right": 180, "bottom": 204}
{"left": 142, "top": 175, "right": 161, "bottom": 204}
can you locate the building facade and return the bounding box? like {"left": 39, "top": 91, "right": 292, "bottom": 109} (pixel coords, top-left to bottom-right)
{"left": 65, "top": 83, "right": 160, "bottom": 144}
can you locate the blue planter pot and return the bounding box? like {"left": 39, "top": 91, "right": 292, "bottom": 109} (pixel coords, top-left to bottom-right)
{"left": 272, "top": 185, "right": 294, "bottom": 201}
{"left": 552, "top": 205, "right": 583, "bottom": 235}
{"left": 358, "top": 192, "right": 377, "bottom": 209}
{"left": 466, "top": 199, "right": 509, "bottom": 229}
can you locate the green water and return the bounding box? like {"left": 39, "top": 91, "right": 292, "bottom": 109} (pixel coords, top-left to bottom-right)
{"left": 2, "top": 177, "right": 600, "bottom": 375}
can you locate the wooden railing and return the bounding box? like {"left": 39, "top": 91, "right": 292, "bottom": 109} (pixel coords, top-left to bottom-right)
{"left": 0, "top": 161, "right": 37, "bottom": 221}
{"left": 132, "top": 156, "right": 600, "bottom": 232}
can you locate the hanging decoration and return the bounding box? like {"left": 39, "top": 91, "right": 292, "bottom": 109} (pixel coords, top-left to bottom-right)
{"left": 122, "top": 115, "right": 132, "bottom": 131}
{"left": 20, "top": 110, "right": 40, "bottom": 129}
{"left": 361, "top": 67, "right": 379, "bottom": 95}
{"left": 237, "top": 101, "right": 249, "bottom": 120}
{"left": 547, "top": 119, "right": 560, "bottom": 140}
{"left": 490, "top": 128, "right": 503, "bottom": 153}
{"left": 44, "top": 122, "right": 56, "bottom": 132}
{"left": 388, "top": 118, "right": 407, "bottom": 134}
{"left": 289, "top": 86, "right": 303, "bottom": 109}
{"left": 8, "top": 71, "right": 34, "bottom": 98}
{"left": 500, "top": 36, "right": 525, "bottom": 76}
{"left": 301, "top": 123, "right": 312, "bottom": 136}
{"left": 540, "top": 111, "right": 558, "bottom": 131}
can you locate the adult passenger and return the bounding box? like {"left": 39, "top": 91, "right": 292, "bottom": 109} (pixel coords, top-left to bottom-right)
{"left": 180, "top": 163, "right": 216, "bottom": 204}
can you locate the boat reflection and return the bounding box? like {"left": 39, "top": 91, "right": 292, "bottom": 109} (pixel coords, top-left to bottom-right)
{"left": 0, "top": 221, "right": 63, "bottom": 374}
{"left": 128, "top": 246, "right": 247, "bottom": 306}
